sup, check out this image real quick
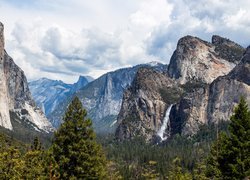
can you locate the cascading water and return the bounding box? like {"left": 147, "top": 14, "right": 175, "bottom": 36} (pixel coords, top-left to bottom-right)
{"left": 157, "top": 104, "right": 173, "bottom": 141}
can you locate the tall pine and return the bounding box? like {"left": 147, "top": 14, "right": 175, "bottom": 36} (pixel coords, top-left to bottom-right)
{"left": 206, "top": 97, "right": 250, "bottom": 179}
{"left": 51, "top": 97, "right": 107, "bottom": 179}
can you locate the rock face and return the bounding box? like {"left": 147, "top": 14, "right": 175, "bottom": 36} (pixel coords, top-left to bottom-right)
{"left": 116, "top": 35, "right": 247, "bottom": 141}
{"left": 212, "top": 35, "right": 245, "bottom": 63}
{"left": 168, "top": 35, "right": 244, "bottom": 84}
{"left": 48, "top": 62, "right": 166, "bottom": 133}
{"left": 0, "top": 22, "right": 12, "bottom": 130}
{"left": 29, "top": 75, "right": 90, "bottom": 124}
{"left": 175, "top": 47, "right": 250, "bottom": 136}
{"left": 0, "top": 22, "right": 53, "bottom": 133}
{"left": 116, "top": 68, "right": 177, "bottom": 141}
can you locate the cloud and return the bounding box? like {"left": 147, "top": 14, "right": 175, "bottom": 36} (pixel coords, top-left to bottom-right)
{"left": 2, "top": 0, "right": 250, "bottom": 83}
{"left": 6, "top": 21, "right": 124, "bottom": 82}
{"left": 146, "top": 0, "right": 250, "bottom": 61}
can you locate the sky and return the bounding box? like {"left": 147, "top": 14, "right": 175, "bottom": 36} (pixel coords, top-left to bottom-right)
{"left": 0, "top": 0, "right": 250, "bottom": 83}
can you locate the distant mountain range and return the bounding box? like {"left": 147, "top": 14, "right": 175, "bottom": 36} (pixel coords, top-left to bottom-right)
{"left": 30, "top": 62, "right": 167, "bottom": 132}
{"left": 29, "top": 76, "right": 91, "bottom": 117}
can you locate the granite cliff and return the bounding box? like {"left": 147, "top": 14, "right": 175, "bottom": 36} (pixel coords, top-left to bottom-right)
{"left": 116, "top": 68, "right": 178, "bottom": 141}
{"left": 116, "top": 35, "right": 247, "bottom": 141}
{"left": 167, "top": 35, "right": 244, "bottom": 84}
{"left": 0, "top": 22, "right": 53, "bottom": 133}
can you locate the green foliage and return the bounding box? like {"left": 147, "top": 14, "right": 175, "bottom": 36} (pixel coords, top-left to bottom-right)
{"left": 0, "top": 147, "right": 25, "bottom": 179}
{"left": 22, "top": 137, "right": 49, "bottom": 179}
{"left": 181, "top": 80, "right": 207, "bottom": 94}
{"left": 142, "top": 161, "right": 159, "bottom": 179}
{"left": 107, "top": 161, "right": 123, "bottom": 180}
{"left": 159, "top": 86, "right": 183, "bottom": 104}
{"left": 206, "top": 97, "right": 250, "bottom": 179}
{"left": 104, "top": 134, "right": 212, "bottom": 179}
{"left": 168, "top": 157, "right": 192, "bottom": 180}
{"left": 51, "top": 97, "right": 107, "bottom": 179}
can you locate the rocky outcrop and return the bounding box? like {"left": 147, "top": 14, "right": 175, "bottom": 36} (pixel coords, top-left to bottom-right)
{"left": 168, "top": 36, "right": 244, "bottom": 84}
{"left": 48, "top": 62, "right": 166, "bottom": 133}
{"left": 172, "top": 46, "right": 250, "bottom": 136}
{"left": 116, "top": 35, "right": 248, "bottom": 141}
{"left": 212, "top": 35, "right": 245, "bottom": 63}
{"left": 116, "top": 68, "right": 178, "bottom": 141}
{"left": 0, "top": 22, "right": 12, "bottom": 130}
{"left": 170, "top": 85, "right": 210, "bottom": 136}
{"left": 0, "top": 22, "right": 53, "bottom": 133}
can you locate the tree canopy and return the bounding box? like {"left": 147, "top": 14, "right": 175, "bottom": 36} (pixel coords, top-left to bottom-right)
{"left": 206, "top": 97, "right": 250, "bottom": 179}
{"left": 51, "top": 97, "right": 107, "bottom": 179}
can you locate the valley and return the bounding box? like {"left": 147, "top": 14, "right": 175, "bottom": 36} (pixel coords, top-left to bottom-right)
{"left": 0, "top": 14, "right": 249, "bottom": 179}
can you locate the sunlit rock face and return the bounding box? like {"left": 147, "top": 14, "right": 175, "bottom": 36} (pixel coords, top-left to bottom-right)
{"left": 0, "top": 22, "right": 12, "bottom": 130}
{"left": 116, "top": 35, "right": 248, "bottom": 142}
{"left": 168, "top": 35, "right": 244, "bottom": 84}
{"left": 0, "top": 22, "right": 54, "bottom": 133}
{"left": 171, "top": 46, "right": 250, "bottom": 137}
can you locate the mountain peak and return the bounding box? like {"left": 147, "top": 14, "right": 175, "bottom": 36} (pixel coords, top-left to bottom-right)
{"left": 212, "top": 35, "right": 238, "bottom": 47}
{"left": 211, "top": 35, "right": 245, "bottom": 63}
{"left": 177, "top": 35, "right": 210, "bottom": 47}
{"left": 74, "top": 76, "right": 89, "bottom": 89}
{"left": 77, "top": 75, "right": 88, "bottom": 83}
{"left": 168, "top": 35, "right": 238, "bottom": 84}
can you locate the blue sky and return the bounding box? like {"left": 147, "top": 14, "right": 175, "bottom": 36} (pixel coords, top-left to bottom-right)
{"left": 0, "top": 0, "right": 250, "bottom": 83}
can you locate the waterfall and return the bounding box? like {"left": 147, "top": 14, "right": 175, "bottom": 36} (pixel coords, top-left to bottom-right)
{"left": 110, "top": 120, "right": 117, "bottom": 127}
{"left": 157, "top": 104, "right": 173, "bottom": 141}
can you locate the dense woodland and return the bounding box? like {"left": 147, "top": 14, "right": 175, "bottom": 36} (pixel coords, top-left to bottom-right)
{"left": 0, "top": 97, "right": 249, "bottom": 179}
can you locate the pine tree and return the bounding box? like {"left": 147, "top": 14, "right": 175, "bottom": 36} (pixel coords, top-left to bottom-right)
{"left": 168, "top": 157, "right": 192, "bottom": 180}
{"left": 142, "top": 160, "right": 159, "bottom": 179}
{"left": 220, "top": 97, "right": 250, "bottom": 179}
{"left": 0, "top": 147, "right": 25, "bottom": 179}
{"left": 51, "top": 97, "right": 107, "bottom": 179}
{"left": 206, "top": 97, "right": 250, "bottom": 179}
{"left": 22, "top": 137, "right": 48, "bottom": 179}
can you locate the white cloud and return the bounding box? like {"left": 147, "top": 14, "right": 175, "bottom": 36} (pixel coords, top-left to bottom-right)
{"left": 146, "top": 0, "right": 250, "bottom": 61}
{"left": 1, "top": 0, "right": 250, "bottom": 83}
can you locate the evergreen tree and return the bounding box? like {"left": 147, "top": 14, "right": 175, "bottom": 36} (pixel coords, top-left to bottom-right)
{"left": 31, "top": 136, "right": 42, "bottom": 151}
{"left": 168, "top": 157, "right": 192, "bottom": 180}
{"left": 142, "top": 161, "right": 159, "bottom": 179}
{"left": 0, "top": 147, "right": 25, "bottom": 179}
{"left": 22, "top": 137, "right": 48, "bottom": 179}
{"left": 51, "top": 97, "right": 107, "bottom": 179}
{"left": 206, "top": 97, "right": 250, "bottom": 179}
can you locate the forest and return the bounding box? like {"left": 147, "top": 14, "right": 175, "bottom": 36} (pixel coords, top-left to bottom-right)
{"left": 0, "top": 97, "right": 249, "bottom": 179}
